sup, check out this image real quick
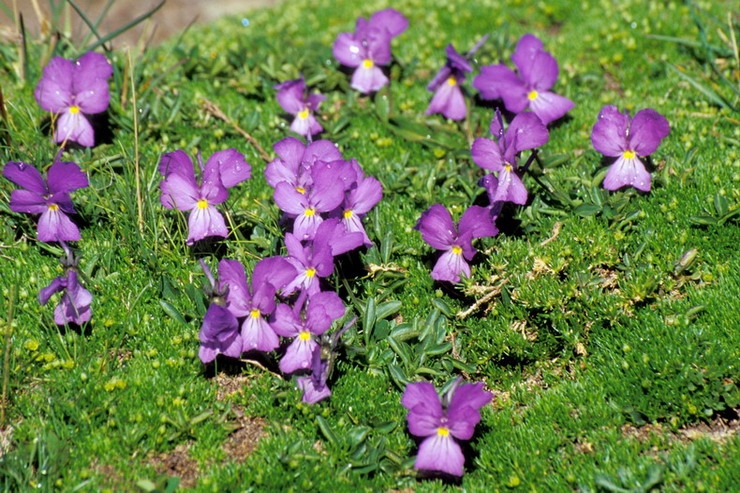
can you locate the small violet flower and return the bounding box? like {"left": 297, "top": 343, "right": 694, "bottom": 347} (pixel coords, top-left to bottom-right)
{"left": 331, "top": 159, "right": 382, "bottom": 247}
{"left": 199, "top": 303, "right": 243, "bottom": 363}
{"left": 414, "top": 205, "right": 498, "bottom": 283}
{"left": 3, "top": 159, "right": 88, "bottom": 242}
{"left": 39, "top": 269, "right": 92, "bottom": 326}
{"left": 474, "top": 34, "right": 574, "bottom": 125}
{"left": 333, "top": 8, "right": 409, "bottom": 93}
{"left": 591, "top": 105, "right": 670, "bottom": 192}
{"left": 471, "top": 111, "right": 549, "bottom": 205}
{"left": 274, "top": 76, "right": 325, "bottom": 137}
{"left": 402, "top": 379, "right": 493, "bottom": 476}
{"left": 159, "top": 149, "right": 250, "bottom": 245}
{"left": 34, "top": 52, "right": 112, "bottom": 147}
{"left": 264, "top": 137, "right": 343, "bottom": 190}
{"left": 426, "top": 44, "right": 472, "bottom": 120}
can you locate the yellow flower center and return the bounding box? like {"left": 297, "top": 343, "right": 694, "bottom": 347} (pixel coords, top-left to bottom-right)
{"left": 504, "top": 163, "right": 513, "bottom": 172}
{"left": 452, "top": 245, "right": 462, "bottom": 255}
{"left": 447, "top": 77, "right": 457, "bottom": 86}
{"left": 306, "top": 268, "right": 316, "bottom": 278}
{"left": 48, "top": 203, "right": 59, "bottom": 211}
{"left": 527, "top": 90, "right": 538, "bottom": 101}
{"left": 362, "top": 59, "right": 374, "bottom": 68}
{"left": 623, "top": 150, "right": 636, "bottom": 159}
{"left": 295, "top": 187, "right": 306, "bottom": 194}
{"left": 437, "top": 427, "right": 450, "bottom": 437}
{"left": 304, "top": 208, "right": 316, "bottom": 217}
{"left": 69, "top": 105, "right": 80, "bottom": 114}
{"left": 343, "top": 209, "right": 353, "bottom": 219}
{"left": 250, "top": 309, "right": 260, "bottom": 319}
{"left": 298, "top": 331, "right": 311, "bottom": 341}
{"left": 298, "top": 109, "right": 309, "bottom": 119}
{"left": 197, "top": 199, "right": 209, "bottom": 209}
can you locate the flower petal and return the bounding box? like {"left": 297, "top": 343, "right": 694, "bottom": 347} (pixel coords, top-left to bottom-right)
{"left": 160, "top": 172, "right": 199, "bottom": 210}
{"left": 426, "top": 80, "right": 466, "bottom": 120}
{"left": 511, "top": 33, "right": 544, "bottom": 74}
{"left": 218, "top": 259, "right": 251, "bottom": 317}
{"left": 528, "top": 91, "right": 574, "bottom": 125}
{"left": 603, "top": 156, "right": 651, "bottom": 192}
{"left": 207, "top": 149, "right": 251, "bottom": 188}
{"left": 414, "top": 204, "right": 456, "bottom": 249}
{"left": 34, "top": 57, "right": 74, "bottom": 112}
{"left": 38, "top": 276, "right": 65, "bottom": 305}
{"left": 55, "top": 110, "right": 95, "bottom": 147}
{"left": 506, "top": 112, "right": 549, "bottom": 152}
{"left": 8, "top": 189, "right": 48, "bottom": 214}
{"left": 38, "top": 208, "right": 81, "bottom": 242}
{"left": 351, "top": 65, "right": 388, "bottom": 94}
{"left": 458, "top": 205, "right": 498, "bottom": 239}
{"left": 414, "top": 435, "right": 465, "bottom": 476}
{"left": 431, "top": 249, "right": 470, "bottom": 283}
{"left": 402, "top": 382, "right": 443, "bottom": 415}
{"left": 473, "top": 64, "right": 519, "bottom": 101}
{"left": 523, "top": 50, "right": 558, "bottom": 92}
{"left": 279, "top": 338, "right": 317, "bottom": 374}
{"left": 3, "top": 162, "right": 47, "bottom": 194}
{"left": 241, "top": 315, "right": 279, "bottom": 352}
{"left": 333, "top": 32, "right": 364, "bottom": 67}
{"left": 591, "top": 105, "right": 630, "bottom": 157}
{"left": 297, "top": 375, "right": 331, "bottom": 404}
{"left": 494, "top": 169, "right": 528, "bottom": 205}
{"left": 274, "top": 182, "right": 308, "bottom": 215}
{"left": 74, "top": 78, "right": 110, "bottom": 114}
{"left": 471, "top": 137, "right": 505, "bottom": 172}
{"left": 253, "top": 256, "right": 296, "bottom": 293}
{"left": 368, "top": 8, "right": 408, "bottom": 37}
{"left": 628, "top": 108, "right": 670, "bottom": 156}
{"left": 186, "top": 206, "right": 228, "bottom": 244}
{"left": 47, "top": 161, "right": 88, "bottom": 194}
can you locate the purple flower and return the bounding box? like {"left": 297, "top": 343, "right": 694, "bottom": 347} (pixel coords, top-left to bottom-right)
{"left": 282, "top": 219, "right": 364, "bottom": 295}
{"left": 34, "top": 52, "right": 112, "bottom": 147}
{"left": 332, "top": 8, "right": 409, "bottom": 93}
{"left": 471, "top": 111, "right": 549, "bottom": 205}
{"left": 38, "top": 269, "right": 92, "bottom": 325}
{"left": 591, "top": 105, "right": 670, "bottom": 192}
{"left": 218, "top": 257, "right": 296, "bottom": 353}
{"left": 473, "top": 34, "right": 574, "bottom": 125}
{"left": 159, "top": 149, "right": 250, "bottom": 245}
{"left": 3, "top": 160, "right": 88, "bottom": 242}
{"left": 296, "top": 345, "right": 332, "bottom": 404}
{"left": 272, "top": 291, "right": 345, "bottom": 374}
{"left": 198, "top": 303, "right": 243, "bottom": 363}
{"left": 426, "top": 44, "right": 473, "bottom": 120}
{"left": 264, "top": 137, "right": 343, "bottom": 190}
{"left": 414, "top": 205, "right": 498, "bottom": 283}
{"left": 332, "top": 159, "right": 382, "bottom": 246}
{"left": 274, "top": 76, "right": 325, "bottom": 137}
{"left": 401, "top": 379, "right": 493, "bottom": 476}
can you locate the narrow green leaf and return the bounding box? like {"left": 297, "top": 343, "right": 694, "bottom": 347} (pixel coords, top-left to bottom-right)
{"left": 159, "top": 300, "right": 186, "bottom": 324}
{"left": 316, "top": 416, "right": 337, "bottom": 444}
{"left": 82, "top": 1, "right": 166, "bottom": 54}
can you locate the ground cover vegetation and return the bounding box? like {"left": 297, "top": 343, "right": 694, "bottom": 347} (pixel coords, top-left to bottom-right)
{"left": 0, "top": 0, "right": 738, "bottom": 490}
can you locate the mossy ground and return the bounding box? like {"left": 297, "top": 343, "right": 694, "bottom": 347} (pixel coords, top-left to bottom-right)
{"left": 0, "top": 0, "right": 738, "bottom": 491}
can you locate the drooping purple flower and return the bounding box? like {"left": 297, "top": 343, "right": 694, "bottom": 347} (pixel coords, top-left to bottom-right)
{"left": 264, "top": 137, "right": 343, "bottom": 190}
{"left": 426, "top": 44, "right": 473, "bottom": 120}
{"left": 471, "top": 111, "right": 549, "bottom": 205}
{"left": 591, "top": 105, "right": 670, "bottom": 192}
{"left": 332, "top": 8, "right": 409, "bottom": 93}
{"left": 38, "top": 269, "right": 92, "bottom": 325}
{"left": 282, "top": 219, "right": 364, "bottom": 295}
{"left": 198, "top": 303, "right": 243, "bottom": 363}
{"left": 296, "top": 345, "right": 332, "bottom": 404}
{"left": 159, "top": 149, "right": 250, "bottom": 245}
{"left": 331, "top": 159, "right": 382, "bottom": 246}
{"left": 272, "top": 291, "right": 345, "bottom": 374}
{"left": 3, "top": 160, "right": 88, "bottom": 242}
{"left": 402, "top": 379, "right": 493, "bottom": 476}
{"left": 473, "top": 34, "right": 574, "bottom": 125}
{"left": 34, "top": 52, "right": 112, "bottom": 147}
{"left": 218, "top": 257, "right": 296, "bottom": 353}
{"left": 414, "top": 205, "right": 498, "bottom": 283}
{"left": 274, "top": 76, "right": 325, "bottom": 137}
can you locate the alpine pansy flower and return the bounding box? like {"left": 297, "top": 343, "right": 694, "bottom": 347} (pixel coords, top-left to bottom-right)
{"left": 274, "top": 76, "right": 326, "bottom": 137}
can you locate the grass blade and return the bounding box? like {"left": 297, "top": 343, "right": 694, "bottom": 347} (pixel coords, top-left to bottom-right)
{"left": 81, "top": 0, "right": 165, "bottom": 54}
{"left": 666, "top": 63, "right": 736, "bottom": 112}
{"left": 66, "top": 0, "right": 107, "bottom": 51}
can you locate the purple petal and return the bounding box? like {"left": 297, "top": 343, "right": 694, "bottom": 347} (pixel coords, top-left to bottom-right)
{"left": 347, "top": 176, "right": 382, "bottom": 214}
{"left": 448, "top": 382, "right": 493, "bottom": 416}
{"left": 341, "top": 213, "right": 372, "bottom": 246}
{"left": 368, "top": 8, "right": 408, "bottom": 37}
{"left": 200, "top": 158, "right": 228, "bottom": 205}
{"left": 495, "top": 169, "right": 528, "bottom": 205}
{"left": 38, "top": 208, "right": 81, "bottom": 242}
{"left": 628, "top": 109, "right": 670, "bottom": 156}
{"left": 506, "top": 112, "right": 549, "bottom": 152}
{"left": 270, "top": 304, "right": 301, "bottom": 337}
{"left": 351, "top": 65, "right": 388, "bottom": 94}
{"left": 306, "top": 291, "right": 345, "bottom": 331}
{"left": 3, "top": 162, "right": 47, "bottom": 194}
{"left": 306, "top": 93, "right": 325, "bottom": 111}
{"left": 38, "top": 276, "right": 65, "bottom": 305}
{"left": 314, "top": 218, "right": 363, "bottom": 257}
{"left": 446, "top": 405, "right": 480, "bottom": 440}
{"left": 290, "top": 113, "right": 320, "bottom": 137}
{"left": 55, "top": 274, "right": 93, "bottom": 325}
{"left": 74, "top": 78, "right": 110, "bottom": 114}
{"left": 47, "top": 161, "right": 88, "bottom": 194}
{"left": 297, "top": 376, "right": 331, "bottom": 404}
{"left": 198, "top": 304, "right": 242, "bottom": 363}
{"left": 498, "top": 78, "right": 529, "bottom": 114}
{"left": 365, "top": 26, "right": 393, "bottom": 65}
{"left": 591, "top": 105, "right": 630, "bottom": 157}
{"left": 218, "top": 259, "right": 251, "bottom": 317}
{"left": 522, "top": 50, "right": 558, "bottom": 91}
{"left": 528, "top": 91, "right": 574, "bottom": 125}
{"left": 252, "top": 256, "right": 296, "bottom": 293}
{"left": 431, "top": 249, "right": 470, "bottom": 283}
{"left": 186, "top": 206, "right": 228, "bottom": 245}
{"left": 312, "top": 159, "right": 357, "bottom": 195}
{"left": 274, "top": 182, "right": 308, "bottom": 215}
{"left": 50, "top": 191, "right": 76, "bottom": 214}
{"left": 414, "top": 204, "right": 456, "bottom": 250}
{"left": 426, "top": 80, "right": 466, "bottom": 120}
{"left": 284, "top": 233, "right": 309, "bottom": 266}
{"left": 446, "top": 44, "right": 472, "bottom": 73}
{"left": 402, "top": 382, "right": 443, "bottom": 414}
{"left": 333, "top": 32, "right": 364, "bottom": 67}
{"left": 9, "top": 189, "right": 48, "bottom": 214}
{"left": 471, "top": 137, "right": 505, "bottom": 172}
{"left": 279, "top": 337, "right": 317, "bottom": 374}
{"left": 414, "top": 435, "right": 465, "bottom": 476}
{"left": 55, "top": 110, "right": 94, "bottom": 147}
{"left": 304, "top": 140, "right": 343, "bottom": 168}
{"left": 73, "top": 52, "right": 113, "bottom": 85}
{"left": 293, "top": 211, "right": 324, "bottom": 241}
{"left": 479, "top": 173, "right": 499, "bottom": 205}
{"left": 603, "top": 155, "right": 651, "bottom": 192}
{"left": 275, "top": 77, "right": 306, "bottom": 115}
{"left": 241, "top": 315, "right": 279, "bottom": 352}
{"left": 207, "top": 149, "right": 251, "bottom": 188}
{"left": 158, "top": 150, "right": 197, "bottom": 181}
{"left": 427, "top": 65, "right": 453, "bottom": 92}
{"left": 459, "top": 205, "right": 498, "bottom": 239}
{"left": 473, "top": 64, "right": 520, "bottom": 101}
{"left": 511, "top": 33, "right": 544, "bottom": 74}
{"left": 34, "top": 57, "right": 74, "bottom": 112}
{"left": 160, "top": 172, "right": 199, "bottom": 210}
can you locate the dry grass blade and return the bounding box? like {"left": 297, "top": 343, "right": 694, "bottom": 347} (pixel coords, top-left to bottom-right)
{"left": 200, "top": 97, "right": 271, "bottom": 163}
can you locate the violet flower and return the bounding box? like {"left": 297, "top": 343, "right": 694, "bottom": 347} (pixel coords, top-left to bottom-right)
{"left": 591, "top": 105, "right": 670, "bottom": 192}
{"left": 471, "top": 111, "right": 548, "bottom": 205}
{"left": 332, "top": 159, "right": 382, "bottom": 246}
{"left": 34, "top": 52, "right": 112, "bottom": 147}
{"left": 264, "top": 137, "right": 343, "bottom": 190}
{"left": 332, "top": 8, "right": 409, "bottom": 93}
{"left": 274, "top": 76, "right": 325, "bottom": 137}
{"left": 402, "top": 379, "right": 493, "bottom": 476}
{"left": 272, "top": 291, "right": 345, "bottom": 374}
{"left": 218, "top": 257, "right": 296, "bottom": 353}
{"left": 198, "top": 304, "right": 243, "bottom": 363}
{"left": 426, "top": 44, "right": 473, "bottom": 120}
{"left": 282, "top": 219, "right": 364, "bottom": 295}
{"left": 297, "top": 345, "right": 332, "bottom": 404}
{"left": 159, "top": 149, "right": 250, "bottom": 245}
{"left": 473, "top": 34, "right": 574, "bottom": 125}
{"left": 39, "top": 269, "right": 92, "bottom": 325}
{"left": 414, "top": 205, "right": 498, "bottom": 283}
{"left": 3, "top": 159, "right": 88, "bottom": 242}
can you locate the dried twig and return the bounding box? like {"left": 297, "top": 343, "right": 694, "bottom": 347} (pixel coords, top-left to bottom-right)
{"left": 457, "top": 279, "right": 508, "bottom": 319}
{"left": 201, "top": 98, "right": 271, "bottom": 163}
{"left": 540, "top": 221, "right": 563, "bottom": 247}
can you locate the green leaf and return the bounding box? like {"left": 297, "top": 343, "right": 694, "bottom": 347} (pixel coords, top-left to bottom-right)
{"left": 159, "top": 300, "right": 186, "bottom": 324}
{"left": 574, "top": 204, "right": 602, "bottom": 216}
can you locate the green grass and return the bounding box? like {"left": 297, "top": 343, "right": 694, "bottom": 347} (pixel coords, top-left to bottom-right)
{"left": 0, "top": 0, "right": 738, "bottom": 491}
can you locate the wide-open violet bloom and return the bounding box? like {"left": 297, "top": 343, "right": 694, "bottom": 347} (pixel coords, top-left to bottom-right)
{"left": 159, "top": 149, "right": 250, "bottom": 245}
{"left": 264, "top": 137, "right": 343, "bottom": 190}
{"left": 3, "top": 160, "right": 88, "bottom": 242}
{"left": 426, "top": 44, "right": 473, "bottom": 120}
{"left": 275, "top": 76, "right": 325, "bottom": 137}
{"left": 471, "top": 111, "right": 548, "bottom": 205}
{"left": 402, "top": 379, "right": 493, "bottom": 476}
{"left": 415, "top": 205, "right": 498, "bottom": 283}
{"left": 332, "top": 8, "right": 409, "bottom": 93}
{"left": 591, "top": 105, "right": 670, "bottom": 192}
{"left": 34, "top": 52, "right": 112, "bottom": 147}
{"left": 283, "top": 218, "right": 364, "bottom": 295}
{"left": 218, "top": 257, "right": 296, "bottom": 353}
{"left": 272, "top": 291, "right": 345, "bottom": 374}
{"left": 473, "top": 34, "right": 574, "bottom": 125}
{"left": 38, "top": 269, "right": 92, "bottom": 325}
